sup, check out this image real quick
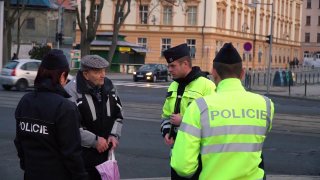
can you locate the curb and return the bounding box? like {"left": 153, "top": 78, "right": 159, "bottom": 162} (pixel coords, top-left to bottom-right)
{"left": 261, "top": 93, "right": 320, "bottom": 102}
{"left": 122, "top": 175, "right": 320, "bottom": 180}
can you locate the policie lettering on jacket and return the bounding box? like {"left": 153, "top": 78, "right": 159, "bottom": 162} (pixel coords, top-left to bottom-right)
{"left": 19, "top": 121, "right": 49, "bottom": 135}
{"left": 210, "top": 109, "right": 268, "bottom": 121}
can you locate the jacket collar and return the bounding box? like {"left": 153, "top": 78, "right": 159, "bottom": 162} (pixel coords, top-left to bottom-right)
{"left": 174, "top": 66, "right": 204, "bottom": 85}
{"left": 35, "top": 78, "right": 71, "bottom": 98}
{"left": 216, "top": 78, "right": 245, "bottom": 93}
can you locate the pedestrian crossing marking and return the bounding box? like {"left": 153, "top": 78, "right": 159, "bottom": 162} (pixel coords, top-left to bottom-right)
{"left": 113, "top": 81, "right": 169, "bottom": 89}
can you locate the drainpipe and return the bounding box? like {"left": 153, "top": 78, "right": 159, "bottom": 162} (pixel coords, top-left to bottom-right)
{"left": 201, "top": 0, "right": 207, "bottom": 60}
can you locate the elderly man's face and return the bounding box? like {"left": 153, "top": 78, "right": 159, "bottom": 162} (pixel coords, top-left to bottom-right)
{"left": 83, "top": 68, "right": 106, "bottom": 86}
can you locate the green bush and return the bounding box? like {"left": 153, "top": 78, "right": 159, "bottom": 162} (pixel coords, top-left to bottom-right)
{"left": 28, "top": 45, "right": 52, "bottom": 60}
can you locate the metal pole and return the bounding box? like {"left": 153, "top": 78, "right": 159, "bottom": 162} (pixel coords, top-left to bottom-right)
{"left": 57, "top": 6, "right": 62, "bottom": 49}
{"left": 266, "top": 3, "right": 274, "bottom": 95}
{"left": 253, "top": 5, "right": 257, "bottom": 68}
{"left": 0, "top": 0, "right": 4, "bottom": 69}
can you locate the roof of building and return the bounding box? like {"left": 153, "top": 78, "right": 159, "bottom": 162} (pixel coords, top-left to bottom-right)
{"left": 10, "top": 0, "right": 52, "bottom": 7}
{"left": 91, "top": 40, "right": 148, "bottom": 53}
{"left": 10, "top": 0, "right": 77, "bottom": 10}
{"left": 55, "top": 0, "right": 76, "bottom": 10}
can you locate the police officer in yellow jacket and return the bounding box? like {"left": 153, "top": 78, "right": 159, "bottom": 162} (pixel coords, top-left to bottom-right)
{"left": 160, "top": 43, "right": 216, "bottom": 179}
{"left": 171, "top": 43, "right": 274, "bottom": 180}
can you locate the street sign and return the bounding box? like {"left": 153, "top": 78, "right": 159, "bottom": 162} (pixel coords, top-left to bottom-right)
{"left": 243, "top": 42, "right": 252, "bottom": 51}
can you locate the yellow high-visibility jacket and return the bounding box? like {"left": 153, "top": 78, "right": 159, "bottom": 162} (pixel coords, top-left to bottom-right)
{"left": 171, "top": 78, "right": 274, "bottom": 180}
{"left": 160, "top": 76, "right": 216, "bottom": 137}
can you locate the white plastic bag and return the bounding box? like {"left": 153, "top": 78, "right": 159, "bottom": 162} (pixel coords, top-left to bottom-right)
{"left": 95, "top": 150, "right": 120, "bottom": 180}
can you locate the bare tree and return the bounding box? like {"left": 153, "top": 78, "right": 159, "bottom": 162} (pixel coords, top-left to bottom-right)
{"left": 107, "top": 0, "right": 131, "bottom": 63}
{"left": 107, "top": 0, "right": 184, "bottom": 64}
{"left": 16, "top": 11, "right": 31, "bottom": 56}
{"left": 3, "top": 0, "right": 27, "bottom": 63}
{"left": 76, "top": 0, "right": 104, "bottom": 57}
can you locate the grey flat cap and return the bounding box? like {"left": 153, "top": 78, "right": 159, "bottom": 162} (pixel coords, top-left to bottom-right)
{"left": 81, "top": 55, "right": 109, "bottom": 69}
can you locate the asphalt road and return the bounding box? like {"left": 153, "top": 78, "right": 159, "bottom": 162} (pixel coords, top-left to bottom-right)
{"left": 0, "top": 81, "right": 319, "bottom": 179}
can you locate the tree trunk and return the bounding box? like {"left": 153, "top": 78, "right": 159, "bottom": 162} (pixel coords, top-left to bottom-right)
{"left": 3, "top": 28, "right": 9, "bottom": 63}
{"left": 16, "top": 15, "right": 21, "bottom": 57}
{"left": 3, "top": 26, "right": 12, "bottom": 63}
{"left": 80, "top": 33, "right": 90, "bottom": 56}
{"left": 107, "top": 33, "right": 118, "bottom": 64}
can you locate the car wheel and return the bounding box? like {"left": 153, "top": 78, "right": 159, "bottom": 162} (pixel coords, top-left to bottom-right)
{"left": 2, "top": 85, "right": 12, "bottom": 91}
{"left": 165, "top": 75, "right": 169, "bottom": 82}
{"left": 133, "top": 77, "right": 138, "bottom": 82}
{"left": 16, "top": 79, "right": 28, "bottom": 91}
{"left": 152, "top": 75, "right": 157, "bottom": 83}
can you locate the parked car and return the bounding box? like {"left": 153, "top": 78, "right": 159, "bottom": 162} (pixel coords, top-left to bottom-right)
{"left": 133, "top": 64, "right": 169, "bottom": 82}
{"left": 0, "top": 59, "right": 73, "bottom": 91}
{"left": 0, "top": 59, "right": 41, "bottom": 91}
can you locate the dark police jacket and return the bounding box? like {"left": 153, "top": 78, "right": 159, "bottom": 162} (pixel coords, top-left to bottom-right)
{"left": 64, "top": 71, "right": 123, "bottom": 168}
{"left": 14, "top": 79, "right": 88, "bottom": 180}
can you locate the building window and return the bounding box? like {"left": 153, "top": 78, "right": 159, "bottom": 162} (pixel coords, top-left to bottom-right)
{"left": 139, "top": 5, "right": 148, "bottom": 24}
{"left": 230, "top": 11, "right": 234, "bottom": 30}
{"left": 138, "top": 37, "right": 147, "bottom": 47}
{"left": 187, "top": 6, "right": 197, "bottom": 26}
{"left": 26, "top": 18, "right": 35, "bottom": 30}
{"left": 161, "top": 38, "right": 171, "bottom": 56}
{"left": 307, "top": 0, "right": 311, "bottom": 9}
{"left": 318, "top": 16, "right": 320, "bottom": 26}
{"left": 163, "top": 6, "right": 172, "bottom": 25}
{"left": 306, "top": 16, "right": 311, "bottom": 26}
{"left": 305, "top": 33, "right": 310, "bottom": 43}
{"left": 116, "top": 5, "right": 124, "bottom": 24}
{"left": 317, "top": 33, "right": 320, "bottom": 43}
{"left": 93, "top": 5, "right": 100, "bottom": 22}
{"left": 186, "top": 39, "right": 196, "bottom": 59}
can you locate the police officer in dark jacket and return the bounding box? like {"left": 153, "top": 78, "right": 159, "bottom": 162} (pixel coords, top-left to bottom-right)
{"left": 14, "top": 49, "right": 88, "bottom": 180}
{"left": 65, "top": 55, "right": 123, "bottom": 180}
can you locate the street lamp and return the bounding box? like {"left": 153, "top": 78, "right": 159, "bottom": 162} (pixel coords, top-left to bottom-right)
{"left": 0, "top": 0, "right": 4, "bottom": 69}
{"left": 249, "top": 0, "right": 274, "bottom": 95}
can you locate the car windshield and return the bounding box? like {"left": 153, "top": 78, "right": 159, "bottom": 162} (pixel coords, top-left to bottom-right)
{"left": 4, "top": 61, "right": 18, "bottom": 69}
{"left": 139, "top": 64, "right": 156, "bottom": 71}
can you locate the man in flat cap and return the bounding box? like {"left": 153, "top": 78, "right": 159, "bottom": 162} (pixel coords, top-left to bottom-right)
{"left": 65, "top": 55, "right": 123, "bottom": 180}
{"left": 15, "top": 49, "right": 88, "bottom": 179}
{"left": 160, "top": 43, "right": 216, "bottom": 179}
{"left": 171, "top": 43, "right": 274, "bottom": 180}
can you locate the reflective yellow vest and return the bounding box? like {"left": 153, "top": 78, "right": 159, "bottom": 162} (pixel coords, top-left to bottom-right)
{"left": 171, "top": 78, "right": 274, "bottom": 180}
{"left": 161, "top": 77, "right": 216, "bottom": 136}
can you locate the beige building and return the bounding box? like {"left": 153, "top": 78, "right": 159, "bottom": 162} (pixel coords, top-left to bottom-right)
{"left": 301, "top": 0, "right": 320, "bottom": 58}
{"left": 77, "top": 0, "right": 302, "bottom": 72}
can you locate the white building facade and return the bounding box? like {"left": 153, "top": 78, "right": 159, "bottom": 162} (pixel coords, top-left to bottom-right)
{"left": 301, "top": 0, "right": 320, "bottom": 58}
{"left": 76, "top": 0, "right": 302, "bottom": 72}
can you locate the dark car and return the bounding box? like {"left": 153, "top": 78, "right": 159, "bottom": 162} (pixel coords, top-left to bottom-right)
{"left": 133, "top": 64, "right": 169, "bottom": 82}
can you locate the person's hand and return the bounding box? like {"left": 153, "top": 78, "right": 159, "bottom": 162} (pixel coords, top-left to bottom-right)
{"left": 107, "top": 136, "right": 119, "bottom": 150}
{"left": 96, "top": 136, "right": 108, "bottom": 153}
{"left": 170, "top": 113, "right": 182, "bottom": 126}
{"left": 164, "top": 133, "right": 174, "bottom": 146}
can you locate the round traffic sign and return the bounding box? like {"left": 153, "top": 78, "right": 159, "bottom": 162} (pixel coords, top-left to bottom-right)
{"left": 243, "top": 42, "right": 252, "bottom": 51}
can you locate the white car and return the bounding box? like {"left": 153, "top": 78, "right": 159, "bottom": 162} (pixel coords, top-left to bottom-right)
{"left": 0, "top": 59, "right": 41, "bottom": 91}
{"left": 0, "top": 59, "right": 73, "bottom": 91}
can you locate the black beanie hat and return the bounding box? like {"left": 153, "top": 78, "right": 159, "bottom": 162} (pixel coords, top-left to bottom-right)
{"left": 213, "top": 43, "right": 242, "bottom": 64}
{"left": 41, "top": 49, "right": 69, "bottom": 70}
{"left": 163, "top": 43, "right": 190, "bottom": 63}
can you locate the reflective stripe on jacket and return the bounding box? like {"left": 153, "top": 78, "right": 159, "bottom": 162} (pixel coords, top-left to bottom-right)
{"left": 171, "top": 78, "right": 274, "bottom": 180}
{"left": 160, "top": 76, "right": 216, "bottom": 137}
